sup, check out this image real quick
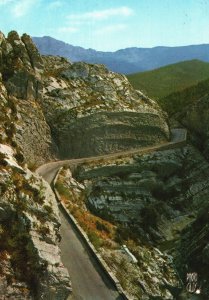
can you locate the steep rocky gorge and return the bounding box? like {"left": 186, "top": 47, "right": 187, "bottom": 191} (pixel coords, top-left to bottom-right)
{"left": 0, "top": 30, "right": 169, "bottom": 161}
{"left": 60, "top": 143, "right": 209, "bottom": 298}
{"left": 0, "top": 30, "right": 171, "bottom": 299}
{"left": 1, "top": 29, "right": 209, "bottom": 299}
{"left": 178, "top": 94, "right": 209, "bottom": 159}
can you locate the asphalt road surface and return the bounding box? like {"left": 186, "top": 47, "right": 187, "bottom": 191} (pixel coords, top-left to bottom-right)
{"left": 38, "top": 167, "right": 123, "bottom": 299}
{"left": 60, "top": 207, "right": 123, "bottom": 300}
{"left": 37, "top": 128, "right": 187, "bottom": 180}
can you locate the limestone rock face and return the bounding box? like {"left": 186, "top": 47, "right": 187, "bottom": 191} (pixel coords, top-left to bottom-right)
{"left": 57, "top": 111, "right": 168, "bottom": 158}
{"left": 0, "top": 145, "right": 71, "bottom": 299}
{"left": 0, "top": 31, "right": 72, "bottom": 298}
{"left": 0, "top": 30, "right": 171, "bottom": 299}
{"left": 1, "top": 30, "right": 43, "bottom": 76}
{"left": 0, "top": 31, "right": 54, "bottom": 164}
{"left": 0, "top": 30, "right": 170, "bottom": 162}
{"left": 70, "top": 145, "right": 209, "bottom": 297}
{"left": 41, "top": 59, "right": 170, "bottom": 158}
{"left": 15, "top": 98, "right": 56, "bottom": 164}
{"left": 76, "top": 146, "right": 207, "bottom": 232}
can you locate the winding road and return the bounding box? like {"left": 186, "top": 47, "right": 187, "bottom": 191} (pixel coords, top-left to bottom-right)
{"left": 37, "top": 128, "right": 187, "bottom": 183}
{"left": 36, "top": 128, "right": 187, "bottom": 300}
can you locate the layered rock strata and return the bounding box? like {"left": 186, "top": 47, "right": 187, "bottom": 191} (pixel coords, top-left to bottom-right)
{"left": 41, "top": 60, "right": 169, "bottom": 158}
{"left": 0, "top": 29, "right": 171, "bottom": 299}
{"left": 0, "top": 30, "right": 169, "bottom": 161}
{"left": 69, "top": 144, "right": 209, "bottom": 297}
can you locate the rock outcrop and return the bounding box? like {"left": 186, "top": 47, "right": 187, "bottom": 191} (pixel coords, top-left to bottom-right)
{"left": 0, "top": 30, "right": 169, "bottom": 161}
{"left": 0, "top": 31, "right": 72, "bottom": 299}
{"left": 74, "top": 145, "right": 208, "bottom": 240}
{"left": 0, "top": 31, "right": 55, "bottom": 164}
{"left": 41, "top": 60, "right": 169, "bottom": 158}
{"left": 0, "top": 145, "right": 71, "bottom": 299}
{"left": 0, "top": 31, "right": 185, "bottom": 300}
{"left": 67, "top": 144, "right": 209, "bottom": 297}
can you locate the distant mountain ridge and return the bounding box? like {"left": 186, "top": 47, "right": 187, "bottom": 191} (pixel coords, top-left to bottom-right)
{"left": 33, "top": 36, "right": 209, "bottom": 74}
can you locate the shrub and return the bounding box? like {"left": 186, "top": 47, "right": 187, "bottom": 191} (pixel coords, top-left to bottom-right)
{"left": 55, "top": 181, "right": 71, "bottom": 199}
{"left": 0, "top": 152, "right": 7, "bottom": 166}
{"left": 96, "top": 220, "right": 110, "bottom": 234}
{"left": 87, "top": 231, "right": 103, "bottom": 250}
{"left": 5, "top": 122, "right": 16, "bottom": 138}
{"left": 116, "top": 268, "right": 127, "bottom": 289}
{"left": 37, "top": 226, "right": 50, "bottom": 237}
{"left": 43, "top": 205, "right": 53, "bottom": 215}
{"left": 14, "top": 152, "right": 24, "bottom": 163}
{"left": 141, "top": 205, "right": 159, "bottom": 228}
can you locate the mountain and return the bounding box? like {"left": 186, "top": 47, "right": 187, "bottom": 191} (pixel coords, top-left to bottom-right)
{"left": 127, "top": 60, "right": 209, "bottom": 158}
{"left": 157, "top": 76, "right": 209, "bottom": 158}
{"left": 33, "top": 36, "right": 209, "bottom": 74}
{"left": 127, "top": 59, "right": 209, "bottom": 99}
{"left": 0, "top": 30, "right": 169, "bottom": 299}
{"left": 2, "top": 30, "right": 209, "bottom": 299}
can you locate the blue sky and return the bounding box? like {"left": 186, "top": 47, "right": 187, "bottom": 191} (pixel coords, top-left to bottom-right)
{"left": 0, "top": 0, "right": 209, "bottom": 51}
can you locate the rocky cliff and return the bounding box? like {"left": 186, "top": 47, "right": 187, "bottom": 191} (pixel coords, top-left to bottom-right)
{"left": 41, "top": 57, "right": 169, "bottom": 158}
{"left": 0, "top": 31, "right": 55, "bottom": 164}
{"left": 1, "top": 31, "right": 169, "bottom": 161}
{"left": 0, "top": 30, "right": 171, "bottom": 299}
{"left": 179, "top": 94, "right": 209, "bottom": 159}
{"left": 56, "top": 142, "right": 209, "bottom": 298}
{"left": 0, "top": 145, "right": 71, "bottom": 299}
{"left": 0, "top": 31, "right": 73, "bottom": 299}
{"left": 75, "top": 145, "right": 208, "bottom": 241}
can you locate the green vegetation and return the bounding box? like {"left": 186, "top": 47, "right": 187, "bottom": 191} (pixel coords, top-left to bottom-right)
{"left": 127, "top": 60, "right": 209, "bottom": 100}
{"left": 87, "top": 231, "right": 103, "bottom": 250}
{"left": 69, "top": 204, "right": 115, "bottom": 250}
{"left": 115, "top": 258, "right": 128, "bottom": 289}
{"left": 0, "top": 152, "right": 6, "bottom": 162}
{"left": 55, "top": 181, "right": 71, "bottom": 200}
{"left": 159, "top": 77, "right": 209, "bottom": 115}
{"left": 55, "top": 172, "right": 115, "bottom": 250}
